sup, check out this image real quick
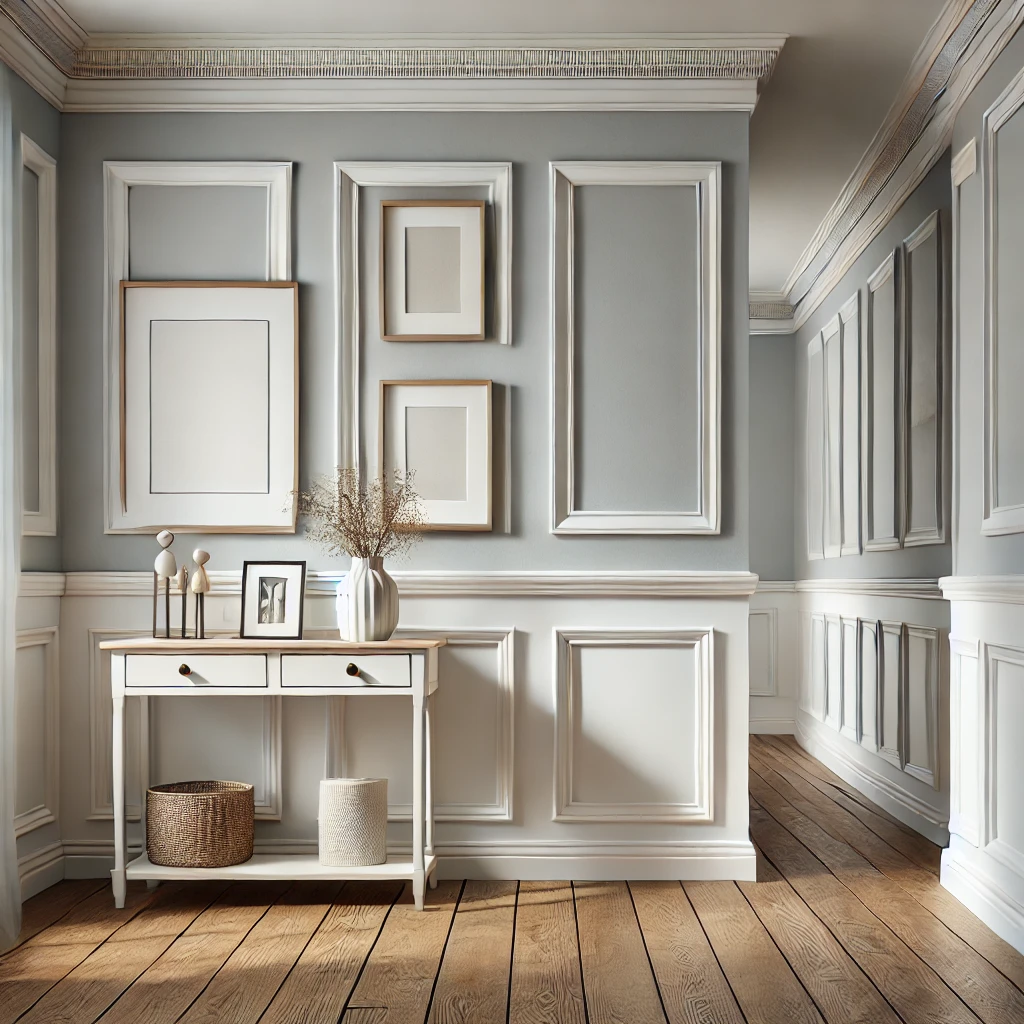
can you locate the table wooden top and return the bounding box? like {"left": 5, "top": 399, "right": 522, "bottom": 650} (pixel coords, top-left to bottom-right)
{"left": 99, "top": 637, "right": 446, "bottom": 652}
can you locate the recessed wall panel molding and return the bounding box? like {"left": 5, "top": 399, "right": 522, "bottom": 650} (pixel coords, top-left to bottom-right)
{"left": 334, "top": 162, "right": 512, "bottom": 478}
{"left": 863, "top": 249, "right": 903, "bottom": 550}
{"left": 824, "top": 614, "right": 842, "bottom": 731}
{"left": 839, "top": 292, "right": 862, "bottom": 556}
{"left": 551, "top": 161, "right": 721, "bottom": 534}
{"left": 19, "top": 135, "right": 57, "bottom": 537}
{"left": 102, "top": 161, "right": 292, "bottom": 534}
{"left": 748, "top": 609, "right": 777, "bottom": 697}
{"left": 554, "top": 628, "right": 713, "bottom": 822}
{"left": 823, "top": 316, "right": 843, "bottom": 558}
{"left": 902, "top": 210, "right": 946, "bottom": 547}
{"left": 902, "top": 624, "right": 942, "bottom": 789}
{"left": 808, "top": 614, "right": 826, "bottom": 720}
{"left": 14, "top": 626, "right": 59, "bottom": 836}
{"left": 859, "top": 619, "right": 878, "bottom": 752}
{"left": 841, "top": 617, "right": 860, "bottom": 743}
{"left": 949, "top": 636, "right": 981, "bottom": 847}
{"left": 984, "top": 72, "right": 1024, "bottom": 535}
{"left": 983, "top": 644, "right": 1024, "bottom": 875}
{"left": 877, "top": 620, "right": 904, "bottom": 769}
{"left": 806, "top": 333, "right": 826, "bottom": 559}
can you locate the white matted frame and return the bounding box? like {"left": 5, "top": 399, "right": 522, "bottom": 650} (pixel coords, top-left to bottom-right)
{"left": 553, "top": 627, "right": 713, "bottom": 823}
{"left": 379, "top": 379, "right": 492, "bottom": 531}
{"left": 550, "top": 160, "right": 721, "bottom": 534}
{"left": 14, "top": 626, "right": 59, "bottom": 836}
{"left": 984, "top": 69, "right": 1024, "bottom": 535}
{"left": 19, "top": 135, "right": 56, "bottom": 537}
{"left": 103, "top": 161, "right": 292, "bottom": 534}
{"left": 334, "top": 162, "right": 512, "bottom": 478}
{"left": 117, "top": 281, "right": 298, "bottom": 533}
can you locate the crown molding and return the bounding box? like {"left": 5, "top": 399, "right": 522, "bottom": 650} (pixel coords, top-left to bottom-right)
{"left": 748, "top": 293, "right": 795, "bottom": 334}
{"left": 0, "top": 3, "right": 67, "bottom": 107}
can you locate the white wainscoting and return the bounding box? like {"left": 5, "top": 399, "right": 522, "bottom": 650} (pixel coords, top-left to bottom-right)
{"left": 941, "top": 577, "right": 1024, "bottom": 954}
{"left": 794, "top": 580, "right": 950, "bottom": 844}
{"left": 749, "top": 583, "right": 799, "bottom": 733}
{"left": 54, "top": 569, "right": 756, "bottom": 881}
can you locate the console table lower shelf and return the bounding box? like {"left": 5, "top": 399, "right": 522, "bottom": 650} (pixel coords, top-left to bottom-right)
{"left": 126, "top": 852, "right": 439, "bottom": 883}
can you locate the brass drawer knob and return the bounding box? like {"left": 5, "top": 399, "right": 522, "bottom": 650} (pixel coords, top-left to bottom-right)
{"left": 178, "top": 663, "right": 192, "bottom": 677}
{"left": 346, "top": 663, "right": 360, "bottom": 677}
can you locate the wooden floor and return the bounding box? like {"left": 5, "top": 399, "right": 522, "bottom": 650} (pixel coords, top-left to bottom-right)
{"left": 4, "top": 735, "right": 1024, "bottom": 1024}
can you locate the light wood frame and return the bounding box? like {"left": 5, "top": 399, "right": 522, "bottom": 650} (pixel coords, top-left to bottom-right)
{"left": 379, "top": 199, "right": 486, "bottom": 341}
{"left": 378, "top": 378, "right": 493, "bottom": 531}
{"left": 118, "top": 280, "right": 299, "bottom": 533}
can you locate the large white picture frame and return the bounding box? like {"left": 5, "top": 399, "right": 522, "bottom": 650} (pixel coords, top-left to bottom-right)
{"left": 379, "top": 379, "right": 492, "bottom": 531}
{"left": 119, "top": 282, "right": 298, "bottom": 533}
{"left": 103, "top": 160, "right": 292, "bottom": 533}
{"left": 550, "top": 160, "right": 721, "bottom": 534}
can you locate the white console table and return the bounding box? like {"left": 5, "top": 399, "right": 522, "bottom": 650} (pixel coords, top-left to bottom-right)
{"left": 100, "top": 637, "right": 443, "bottom": 910}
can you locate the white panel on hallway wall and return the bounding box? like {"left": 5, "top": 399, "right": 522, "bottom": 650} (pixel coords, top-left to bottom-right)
{"left": 748, "top": 609, "right": 776, "bottom": 697}
{"left": 902, "top": 210, "right": 946, "bottom": 547}
{"left": 984, "top": 72, "right": 1024, "bottom": 536}
{"left": 554, "top": 629, "right": 713, "bottom": 822}
{"left": 878, "top": 621, "right": 903, "bottom": 770}
{"left": 14, "top": 627, "right": 58, "bottom": 836}
{"left": 841, "top": 618, "right": 859, "bottom": 743}
{"left": 984, "top": 644, "right": 1024, "bottom": 875}
{"left": 550, "top": 161, "right": 720, "bottom": 534}
{"left": 807, "top": 614, "right": 826, "bottom": 720}
{"left": 806, "top": 334, "right": 825, "bottom": 559}
{"left": 949, "top": 637, "right": 980, "bottom": 846}
{"left": 824, "top": 615, "right": 842, "bottom": 731}
{"left": 903, "top": 625, "right": 941, "bottom": 789}
{"left": 334, "top": 162, "right": 512, "bottom": 477}
{"left": 823, "top": 316, "right": 843, "bottom": 558}
{"left": 864, "top": 250, "right": 903, "bottom": 550}
{"left": 860, "top": 620, "right": 878, "bottom": 752}
{"left": 19, "top": 136, "right": 57, "bottom": 537}
{"left": 102, "top": 161, "right": 292, "bottom": 533}
{"left": 839, "top": 293, "right": 862, "bottom": 556}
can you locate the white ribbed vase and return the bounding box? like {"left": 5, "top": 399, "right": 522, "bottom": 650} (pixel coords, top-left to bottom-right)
{"left": 341, "top": 556, "right": 399, "bottom": 641}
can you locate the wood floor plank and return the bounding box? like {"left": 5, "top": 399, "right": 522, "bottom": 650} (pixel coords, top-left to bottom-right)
{"left": 0, "top": 884, "right": 157, "bottom": 1024}
{"left": 750, "top": 801, "right": 981, "bottom": 1024}
{"left": 752, "top": 739, "right": 941, "bottom": 874}
{"left": 573, "top": 880, "right": 666, "bottom": 1024}
{"left": 8, "top": 881, "right": 107, "bottom": 952}
{"left": 629, "top": 880, "right": 744, "bottom": 1024}
{"left": 94, "top": 881, "right": 290, "bottom": 1024}
{"left": 15, "top": 882, "right": 229, "bottom": 1024}
{"left": 738, "top": 853, "right": 900, "bottom": 1023}
{"left": 750, "top": 772, "right": 1024, "bottom": 1024}
{"left": 685, "top": 881, "right": 823, "bottom": 1024}
{"left": 176, "top": 881, "right": 344, "bottom": 1024}
{"left": 428, "top": 880, "right": 517, "bottom": 1024}
{"left": 750, "top": 746, "right": 1024, "bottom": 990}
{"left": 260, "top": 880, "right": 403, "bottom": 1024}
{"left": 339, "top": 880, "right": 462, "bottom": 1024}
{"left": 508, "top": 881, "right": 586, "bottom": 1024}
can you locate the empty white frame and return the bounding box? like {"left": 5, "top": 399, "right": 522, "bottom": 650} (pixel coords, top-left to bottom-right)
{"left": 823, "top": 315, "right": 843, "bottom": 558}
{"left": 806, "top": 332, "right": 826, "bottom": 559}
{"left": 380, "top": 200, "right": 485, "bottom": 340}
{"left": 863, "top": 249, "right": 903, "bottom": 550}
{"left": 335, "top": 162, "right": 512, "bottom": 478}
{"left": 984, "top": 72, "right": 1024, "bottom": 534}
{"left": 839, "top": 292, "right": 862, "bottom": 556}
{"left": 103, "top": 161, "right": 292, "bottom": 533}
{"left": 119, "top": 282, "right": 298, "bottom": 532}
{"left": 379, "top": 380, "right": 492, "bottom": 530}
{"left": 550, "top": 161, "right": 721, "bottom": 534}
{"left": 20, "top": 136, "right": 57, "bottom": 536}
{"left": 902, "top": 210, "right": 945, "bottom": 546}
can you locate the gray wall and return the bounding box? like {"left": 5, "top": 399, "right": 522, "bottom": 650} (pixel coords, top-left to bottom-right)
{"left": 794, "top": 154, "right": 953, "bottom": 580}
{"left": 58, "top": 111, "right": 750, "bottom": 572}
{"left": 8, "top": 67, "right": 59, "bottom": 572}
{"left": 749, "top": 333, "right": 795, "bottom": 580}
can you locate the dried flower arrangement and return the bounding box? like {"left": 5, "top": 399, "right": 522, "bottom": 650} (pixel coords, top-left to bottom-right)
{"left": 295, "top": 467, "right": 425, "bottom": 559}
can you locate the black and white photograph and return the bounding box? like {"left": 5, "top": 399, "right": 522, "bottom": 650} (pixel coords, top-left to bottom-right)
{"left": 240, "top": 560, "right": 306, "bottom": 639}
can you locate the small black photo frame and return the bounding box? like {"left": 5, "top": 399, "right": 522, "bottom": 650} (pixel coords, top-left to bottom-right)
{"left": 240, "top": 560, "right": 306, "bottom": 640}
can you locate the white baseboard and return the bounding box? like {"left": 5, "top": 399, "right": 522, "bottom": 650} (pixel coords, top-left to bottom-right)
{"left": 750, "top": 717, "right": 795, "bottom": 735}
{"left": 942, "top": 843, "right": 1024, "bottom": 955}
{"left": 795, "top": 714, "right": 949, "bottom": 845}
{"left": 19, "top": 841, "right": 65, "bottom": 899}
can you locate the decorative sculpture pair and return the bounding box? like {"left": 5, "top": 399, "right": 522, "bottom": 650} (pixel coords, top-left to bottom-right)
{"left": 152, "top": 530, "right": 212, "bottom": 638}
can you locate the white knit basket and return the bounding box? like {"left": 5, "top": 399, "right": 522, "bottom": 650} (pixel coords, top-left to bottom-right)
{"left": 318, "top": 778, "right": 388, "bottom": 867}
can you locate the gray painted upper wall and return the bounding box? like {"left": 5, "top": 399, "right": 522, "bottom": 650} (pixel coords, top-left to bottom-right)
{"left": 7, "top": 67, "right": 60, "bottom": 572}
{"left": 794, "top": 154, "right": 953, "bottom": 580}
{"left": 749, "top": 334, "right": 795, "bottom": 581}
{"left": 58, "top": 111, "right": 749, "bottom": 572}
{"left": 952, "top": 26, "right": 1024, "bottom": 576}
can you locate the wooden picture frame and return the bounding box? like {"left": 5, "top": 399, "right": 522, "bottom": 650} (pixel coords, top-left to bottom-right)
{"left": 379, "top": 200, "right": 486, "bottom": 341}
{"left": 119, "top": 281, "right": 298, "bottom": 533}
{"left": 240, "top": 560, "right": 307, "bottom": 639}
{"left": 379, "top": 379, "right": 492, "bottom": 531}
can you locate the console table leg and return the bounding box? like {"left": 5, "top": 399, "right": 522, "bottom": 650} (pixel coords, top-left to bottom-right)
{"left": 412, "top": 690, "right": 425, "bottom": 906}
{"left": 413, "top": 870, "right": 426, "bottom": 911}
{"left": 111, "top": 691, "right": 127, "bottom": 909}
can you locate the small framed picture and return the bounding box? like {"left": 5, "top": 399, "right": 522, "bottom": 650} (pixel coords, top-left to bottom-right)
{"left": 240, "top": 561, "right": 306, "bottom": 639}
{"left": 380, "top": 200, "right": 485, "bottom": 341}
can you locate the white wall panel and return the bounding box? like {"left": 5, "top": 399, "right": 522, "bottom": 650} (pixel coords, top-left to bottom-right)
{"left": 903, "top": 625, "right": 941, "bottom": 789}
{"left": 748, "top": 609, "right": 776, "bottom": 697}
{"left": 824, "top": 615, "right": 842, "bottom": 731}
{"left": 841, "top": 618, "right": 859, "bottom": 742}
{"left": 809, "top": 614, "right": 826, "bottom": 720}
{"left": 14, "top": 627, "right": 58, "bottom": 837}
{"left": 839, "top": 293, "right": 862, "bottom": 556}
{"left": 806, "top": 336, "right": 825, "bottom": 559}
{"left": 949, "top": 637, "right": 980, "bottom": 846}
{"left": 878, "top": 621, "right": 903, "bottom": 769}
{"left": 823, "top": 317, "right": 843, "bottom": 558}
{"left": 860, "top": 620, "right": 878, "bottom": 751}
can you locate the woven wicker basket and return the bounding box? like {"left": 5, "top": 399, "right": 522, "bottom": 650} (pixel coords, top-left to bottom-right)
{"left": 318, "top": 778, "right": 388, "bottom": 867}
{"left": 146, "top": 781, "right": 254, "bottom": 868}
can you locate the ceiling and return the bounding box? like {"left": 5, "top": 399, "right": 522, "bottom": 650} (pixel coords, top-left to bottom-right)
{"left": 57, "top": 0, "right": 952, "bottom": 294}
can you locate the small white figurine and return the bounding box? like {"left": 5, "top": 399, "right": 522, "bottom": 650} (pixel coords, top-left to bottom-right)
{"left": 191, "top": 549, "right": 211, "bottom": 638}
{"left": 174, "top": 564, "right": 189, "bottom": 638}
{"left": 152, "top": 530, "right": 177, "bottom": 638}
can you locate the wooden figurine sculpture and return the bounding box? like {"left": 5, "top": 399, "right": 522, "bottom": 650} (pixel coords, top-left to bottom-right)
{"left": 174, "top": 564, "right": 189, "bottom": 638}
{"left": 153, "top": 530, "right": 177, "bottom": 638}
{"left": 191, "top": 549, "right": 211, "bottom": 639}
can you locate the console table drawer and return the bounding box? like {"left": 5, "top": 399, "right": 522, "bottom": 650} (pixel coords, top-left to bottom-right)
{"left": 126, "top": 654, "right": 268, "bottom": 688}
{"left": 281, "top": 653, "right": 411, "bottom": 688}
